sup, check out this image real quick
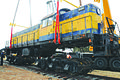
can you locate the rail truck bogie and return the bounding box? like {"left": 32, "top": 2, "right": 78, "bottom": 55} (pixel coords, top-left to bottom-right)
{"left": 37, "top": 52, "right": 93, "bottom": 75}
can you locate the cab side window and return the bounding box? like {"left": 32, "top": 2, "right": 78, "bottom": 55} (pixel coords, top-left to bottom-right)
{"left": 42, "top": 19, "right": 48, "bottom": 28}
{"left": 48, "top": 16, "right": 53, "bottom": 26}
{"left": 42, "top": 16, "right": 54, "bottom": 28}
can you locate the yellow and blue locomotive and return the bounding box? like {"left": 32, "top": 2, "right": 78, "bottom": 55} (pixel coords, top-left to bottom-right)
{"left": 10, "top": 4, "right": 101, "bottom": 56}
{"left": 6, "top": 4, "right": 102, "bottom": 74}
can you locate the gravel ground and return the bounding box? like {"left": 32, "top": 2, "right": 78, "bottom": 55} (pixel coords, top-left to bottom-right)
{"left": 0, "top": 57, "right": 120, "bottom": 80}
{"left": 0, "top": 64, "right": 61, "bottom": 80}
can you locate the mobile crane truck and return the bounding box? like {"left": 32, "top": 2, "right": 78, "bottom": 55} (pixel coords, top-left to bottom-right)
{"left": 75, "top": 0, "right": 120, "bottom": 71}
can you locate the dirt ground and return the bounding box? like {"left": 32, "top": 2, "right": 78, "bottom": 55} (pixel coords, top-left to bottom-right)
{"left": 0, "top": 57, "right": 120, "bottom": 80}
{"left": 0, "top": 64, "right": 61, "bottom": 80}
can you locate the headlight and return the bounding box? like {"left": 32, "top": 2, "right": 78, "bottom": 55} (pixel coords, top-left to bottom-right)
{"left": 96, "top": 9, "right": 101, "bottom": 15}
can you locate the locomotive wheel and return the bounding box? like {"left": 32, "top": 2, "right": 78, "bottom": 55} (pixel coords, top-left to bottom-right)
{"left": 94, "top": 57, "right": 108, "bottom": 69}
{"left": 109, "top": 57, "right": 120, "bottom": 71}
{"left": 40, "top": 60, "right": 46, "bottom": 70}
{"left": 68, "top": 64, "right": 78, "bottom": 75}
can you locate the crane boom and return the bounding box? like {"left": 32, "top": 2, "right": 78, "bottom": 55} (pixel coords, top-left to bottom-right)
{"left": 102, "top": 0, "right": 112, "bottom": 20}
{"left": 94, "top": 0, "right": 114, "bottom": 34}
{"left": 102, "top": 0, "right": 114, "bottom": 34}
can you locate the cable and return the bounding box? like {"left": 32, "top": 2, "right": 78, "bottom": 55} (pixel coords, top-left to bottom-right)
{"left": 12, "top": 0, "right": 21, "bottom": 27}
{"left": 10, "top": 0, "right": 20, "bottom": 49}
{"left": 53, "top": 0, "right": 57, "bottom": 12}
{"left": 29, "top": 0, "right": 32, "bottom": 27}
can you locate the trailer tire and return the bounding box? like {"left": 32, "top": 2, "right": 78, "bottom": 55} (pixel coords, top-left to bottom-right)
{"left": 109, "top": 57, "right": 120, "bottom": 71}
{"left": 95, "top": 57, "right": 108, "bottom": 69}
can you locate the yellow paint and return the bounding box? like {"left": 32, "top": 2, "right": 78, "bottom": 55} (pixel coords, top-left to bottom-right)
{"left": 34, "top": 29, "right": 39, "bottom": 40}
{"left": 12, "top": 38, "right": 13, "bottom": 45}
{"left": 58, "top": 12, "right": 101, "bottom": 34}
{"left": 50, "top": 12, "right": 101, "bottom": 36}
{"left": 13, "top": 37, "right": 17, "bottom": 45}
{"left": 118, "top": 38, "right": 120, "bottom": 44}
{"left": 12, "top": 28, "right": 40, "bottom": 45}
{"left": 102, "top": 0, "right": 113, "bottom": 33}
{"left": 23, "top": 34, "right": 27, "bottom": 43}
{"left": 28, "top": 31, "right": 34, "bottom": 41}
{"left": 12, "top": 54, "right": 17, "bottom": 56}
{"left": 39, "top": 22, "right": 54, "bottom": 37}
{"left": 89, "top": 46, "right": 93, "bottom": 52}
{"left": 18, "top": 35, "right": 22, "bottom": 44}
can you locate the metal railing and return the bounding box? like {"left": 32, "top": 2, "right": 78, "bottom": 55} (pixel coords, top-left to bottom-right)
{"left": 53, "top": 15, "right": 93, "bottom": 41}
{"left": 12, "top": 30, "right": 39, "bottom": 48}
{"left": 12, "top": 15, "right": 94, "bottom": 47}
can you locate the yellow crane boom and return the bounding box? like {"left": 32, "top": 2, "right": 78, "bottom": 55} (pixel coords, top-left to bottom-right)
{"left": 94, "top": 0, "right": 114, "bottom": 34}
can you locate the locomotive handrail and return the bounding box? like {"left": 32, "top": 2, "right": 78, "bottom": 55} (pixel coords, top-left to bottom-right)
{"left": 12, "top": 30, "right": 37, "bottom": 47}
{"left": 14, "top": 15, "right": 93, "bottom": 47}
{"left": 59, "top": 15, "right": 93, "bottom": 40}
{"left": 53, "top": 15, "right": 93, "bottom": 32}
{"left": 19, "top": 30, "right": 39, "bottom": 46}
{"left": 60, "top": 15, "right": 93, "bottom": 34}
{"left": 52, "top": 15, "right": 93, "bottom": 42}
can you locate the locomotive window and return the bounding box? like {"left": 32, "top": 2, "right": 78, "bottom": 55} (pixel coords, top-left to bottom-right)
{"left": 60, "top": 11, "right": 66, "bottom": 14}
{"left": 78, "top": 6, "right": 85, "bottom": 12}
{"left": 48, "top": 16, "right": 53, "bottom": 26}
{"left": 42, "top": 19, "right": 48, "bottom": 28}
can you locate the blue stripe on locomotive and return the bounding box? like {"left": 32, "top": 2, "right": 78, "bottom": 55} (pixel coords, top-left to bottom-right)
{"left": 39, "top": 28, "right": 98, "bottom": 41}
{"left": 59, "top": 4, "right": 101, "bottom": 22}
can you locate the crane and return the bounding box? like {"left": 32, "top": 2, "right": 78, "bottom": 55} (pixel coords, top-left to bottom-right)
{"left": 86, "top": 0, "right": 120, "bottom": 70}
{"left": 94, "top": 0, "right": 117, "bottom": 35}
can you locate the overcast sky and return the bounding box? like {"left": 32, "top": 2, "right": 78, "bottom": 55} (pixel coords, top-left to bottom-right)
{"left": 0, "top": 0, "right": 120, "bottom": 49}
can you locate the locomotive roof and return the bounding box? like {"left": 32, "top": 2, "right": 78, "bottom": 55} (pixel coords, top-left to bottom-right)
{"left": 41, "top": 8, "right": 71, "bottom": 20}
{"left": 41, "top": 4, "right": 100, "bottom": 21}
